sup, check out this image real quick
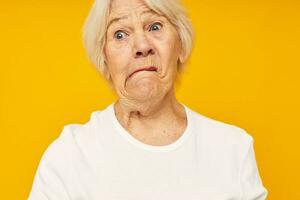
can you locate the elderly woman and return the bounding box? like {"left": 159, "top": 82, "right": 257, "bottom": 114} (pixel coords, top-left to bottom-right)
{"left": 28, "top": 0, "right": 268, "bottom": 199}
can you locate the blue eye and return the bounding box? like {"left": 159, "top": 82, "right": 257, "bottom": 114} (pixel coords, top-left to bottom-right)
{"left": 149, "top": 22, "right": 162, "bottom": 31}
{"left": 114, "top": 31, "right": 127, "bottom": 40}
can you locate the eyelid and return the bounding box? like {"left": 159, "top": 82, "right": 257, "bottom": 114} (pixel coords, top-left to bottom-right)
{"left": 112, "top": 21, "right": 163, "bottom": 40}
{"left": 148, "top": 21, "right": 163, "bottom": 31}
{"left": 111, "top": 20, "right": 163, "bottom": 32}
{"left": 114, "top": 30, "right": 128, "bottom": 40}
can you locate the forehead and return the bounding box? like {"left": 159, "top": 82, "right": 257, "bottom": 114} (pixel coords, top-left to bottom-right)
{"left": 109, "top": 0, "right": 152, "bottom": 17}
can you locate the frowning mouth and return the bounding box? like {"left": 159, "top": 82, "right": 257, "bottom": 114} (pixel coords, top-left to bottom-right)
{"left": 128, "top": 66, "right": 158, "bottom": 79}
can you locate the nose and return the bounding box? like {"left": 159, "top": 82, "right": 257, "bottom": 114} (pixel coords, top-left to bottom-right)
{"left": 133, "top": 32, "right": 154, "bottom": 58}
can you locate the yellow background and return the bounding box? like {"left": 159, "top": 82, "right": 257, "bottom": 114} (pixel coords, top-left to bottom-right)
{"left": 0, "top": 0, "right": 299, "bottom": 199}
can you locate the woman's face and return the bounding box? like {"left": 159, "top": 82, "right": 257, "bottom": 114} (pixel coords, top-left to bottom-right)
{"left": 104, "top": 0, "right": 182, "bottom": 102}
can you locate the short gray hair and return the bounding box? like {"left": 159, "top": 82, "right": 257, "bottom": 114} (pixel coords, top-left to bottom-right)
{"left": 82, "top": 0, "right": 194, "bottom": 82}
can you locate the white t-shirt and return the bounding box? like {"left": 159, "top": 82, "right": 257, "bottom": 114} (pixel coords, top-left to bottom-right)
{"left": 28, "top": 103, "right": 268, "bottom": 200}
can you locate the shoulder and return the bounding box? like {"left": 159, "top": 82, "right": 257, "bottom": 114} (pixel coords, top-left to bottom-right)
{"left": 38, "top": 109, "right": 104, "bottom": 168}
{"left": 29, "top": 110, "right": 106, "bottom": 199}
{"left": 186, "top": 105, "right": 253, "bottom": 154}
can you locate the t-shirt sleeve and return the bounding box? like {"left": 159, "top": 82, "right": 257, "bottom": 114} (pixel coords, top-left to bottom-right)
{"left": 239, "top": 136, "right": 268, "bottom": 200}
{"left": 27, "top": 129, "right": 71, "bottom": 200}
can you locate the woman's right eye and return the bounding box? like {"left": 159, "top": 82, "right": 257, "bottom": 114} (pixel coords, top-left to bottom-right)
{"left": 114, "top": 31, "right": 127, "bottom": 40}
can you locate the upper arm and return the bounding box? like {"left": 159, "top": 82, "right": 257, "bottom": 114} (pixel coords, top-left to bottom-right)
{"left": 28, "top": 155, "right": 70, "bottom": 200}
{"left": 28, "top": 130, "right": 72, "bottom": 200}
{"left": 239, "top": 136, "right": 268, "bottom": 200}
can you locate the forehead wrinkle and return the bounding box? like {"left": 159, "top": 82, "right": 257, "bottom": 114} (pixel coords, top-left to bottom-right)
{"left": 107, "top": 9, "right": 161, "bottom": 30}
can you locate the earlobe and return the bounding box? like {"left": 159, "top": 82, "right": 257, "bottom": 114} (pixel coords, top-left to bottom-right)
{"left": 102, "top": 52, "right": 111, "bottom": 81}
{"left": 103, "top": 66, "right": 111, "bottom": 82}
{"left": 179, "top": 51, "right": 185, "bottom": 63}
{"left": 103, "top": 52, "right": 107, "bottom": 64}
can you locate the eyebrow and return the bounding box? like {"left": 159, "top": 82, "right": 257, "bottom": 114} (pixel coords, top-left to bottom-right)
{"left": 107, "top": 10, "right": 160, "bottom": 29}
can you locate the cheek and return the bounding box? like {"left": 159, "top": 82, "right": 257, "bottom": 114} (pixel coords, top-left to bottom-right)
{"left": 165, "top": 31, "right": 181, "bottom": 58}
{"left": 155, "top": 31, "right": 181, "bottom": 69}
{"left": 105, "top": 41, "right": 131, "bottom": 64}
{"left": 105, "top": 42, "right": 131, "bottom": 79}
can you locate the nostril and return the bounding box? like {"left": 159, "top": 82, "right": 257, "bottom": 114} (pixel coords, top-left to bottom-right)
{"left": 135, "top": 49, "right": 154, "bottom": 57}
{"left": 148, "top": 49, "right": 153, "bottom": 55}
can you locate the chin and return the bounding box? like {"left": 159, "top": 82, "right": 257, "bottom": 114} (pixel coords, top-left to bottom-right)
{"left": 128, "top": 84, "right": 163, "bottom": 101}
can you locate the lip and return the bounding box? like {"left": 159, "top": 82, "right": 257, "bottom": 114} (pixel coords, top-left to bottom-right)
{"left": 128, "top": 66, "right": 158, "bottom": 79}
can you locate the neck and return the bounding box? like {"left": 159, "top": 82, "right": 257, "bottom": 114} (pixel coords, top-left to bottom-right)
{"left": 113, "top": 87, "right": 185, "bottom": 132}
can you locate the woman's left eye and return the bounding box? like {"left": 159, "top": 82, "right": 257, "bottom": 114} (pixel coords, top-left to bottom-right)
{"left": 149, "top": 22, "right": 163, "bottom": 31}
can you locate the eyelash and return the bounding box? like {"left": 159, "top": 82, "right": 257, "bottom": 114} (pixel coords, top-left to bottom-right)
{"left": 113, "top": 22, "right": 163, "bottom": 41}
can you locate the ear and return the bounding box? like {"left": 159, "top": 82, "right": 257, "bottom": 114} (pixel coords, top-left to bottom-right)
{"left": 102, "top": 66, "right": 111, "bottom": 81}
{"left": 103, "top": 51, "right": 107, "bottom": 64}
{"left": 178, "top": 49, "right": 185, "bottom": 64}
